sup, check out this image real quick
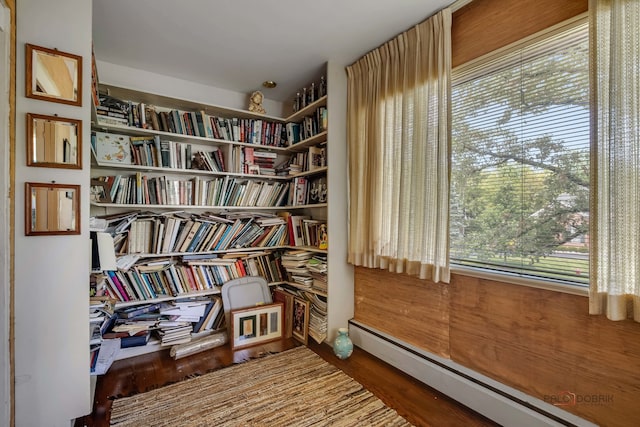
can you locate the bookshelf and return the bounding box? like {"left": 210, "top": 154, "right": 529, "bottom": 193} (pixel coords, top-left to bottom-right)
{"left": 89, "top": 76, "right": 332, "bottom": 364}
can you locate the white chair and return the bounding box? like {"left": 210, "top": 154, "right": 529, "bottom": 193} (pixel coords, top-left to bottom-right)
{"left": 221, "top": 276, "right": 272, "bottom": 334}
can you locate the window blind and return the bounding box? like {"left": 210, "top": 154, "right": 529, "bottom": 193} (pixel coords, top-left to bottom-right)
{"left": 450, "top": 21, "right": 589, "bottom": 285}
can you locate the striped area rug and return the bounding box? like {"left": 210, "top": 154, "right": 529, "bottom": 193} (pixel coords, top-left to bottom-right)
{"left": 110, "top": 346, "right": 412, "bottom": 426}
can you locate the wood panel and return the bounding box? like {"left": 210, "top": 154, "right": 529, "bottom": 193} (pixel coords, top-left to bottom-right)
{"left": 449, "top": 275, "right": 640, "bottom": 427}
{"left": 355, "top": 268, "right": 640, "bottom": 426}
{"left": 451, "top": 0, "right": 588, "bottom": 67}
{"left": 353, "top": 267, "right": 450, "bottom": 357}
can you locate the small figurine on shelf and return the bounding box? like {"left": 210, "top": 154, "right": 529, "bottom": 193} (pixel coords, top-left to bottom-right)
{"left": 248, "top": 90, "right": 266, "bottom": 114}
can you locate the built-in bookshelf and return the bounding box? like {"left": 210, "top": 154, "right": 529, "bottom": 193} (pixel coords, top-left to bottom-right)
{"left": 89, "top": 76, "right": 330, "bottom": 363}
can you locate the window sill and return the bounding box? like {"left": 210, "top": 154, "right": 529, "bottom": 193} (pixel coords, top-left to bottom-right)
{"left": 451, "top": 264, "right": 589, "bottom": 297}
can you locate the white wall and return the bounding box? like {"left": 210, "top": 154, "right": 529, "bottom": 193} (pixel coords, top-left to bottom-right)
{"left": 325, "top": 60, "right": 354, "bottom": 342}
{"left": 0, "top": 2, "right": 11, "bottom": 425}
{"left": 15, "top": 1, "right": 92, "bottom": 425}
{"left": 97, "top": 60, "right": 285, "bottom": 117}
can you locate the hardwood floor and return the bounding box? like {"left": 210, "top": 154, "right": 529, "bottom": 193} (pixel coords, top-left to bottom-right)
{"left": 76, "top": 339, "right": 498, "bottom": 427}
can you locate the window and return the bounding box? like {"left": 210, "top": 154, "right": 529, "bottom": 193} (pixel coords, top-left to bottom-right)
{"left": 450, "top": 22, "right": 589, "bottom": 285}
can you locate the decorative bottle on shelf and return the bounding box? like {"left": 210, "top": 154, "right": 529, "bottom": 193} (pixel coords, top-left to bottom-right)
{"left": 293, "top": 92, "right": 301, "bottom": 112}
{"left": 309, "top": 82, "right": 316, "bottom": 104}
{"left": 333, "top": 327, "right": 353, "bottom": 360}
{"left": 318, "top": 76, "right": 326, "bottom": 98}
{"left": 301, "top": 87, "right": 307, "bottom": 108}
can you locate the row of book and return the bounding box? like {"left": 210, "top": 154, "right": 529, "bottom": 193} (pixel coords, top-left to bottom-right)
{"left": 290, "top": 175, "right": 328, "bottom": 206}
{"left": 93, "top": 131, "right": 285, "bottom": 177}
{"left": 93, "top": 173, "right": 290, "bottom": 208}
{"left": 93, "top": 173, "right": 328, "bottom": 210}
{"left": 92, "top": 210, "right": 328, "bottom": 253}
{"left": 286, "top": 106, "right": 327, "bottom": 145}
{"left": 95, "top": 251, "right": 287, "bottom": 304}
{"left": 96, "top": 98, "right": 290, "bottom": 147}
{"left": 125, "top": 214, "right": 289, "bottom": 254}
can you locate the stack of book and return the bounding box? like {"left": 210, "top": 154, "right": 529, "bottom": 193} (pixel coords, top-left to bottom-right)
{"left": 307, "top": 293, "right": 328, "bottom": 344}
{"left": 108, "top": 319, "right": 157, "bottom": 348}
{"left": 307, "top": 254, "right": 327, "bottom": 293}
{"left": 159, "top": 298, "right": 210, "bottom": 322}
{"left": 96, "top": 95, "right": 130, "bottom": 126}
{"left": 156, "top": 322, "right": 192, "bottom": 346}
{"left": 253, "top": 150, "right": 277, "bottom": 176}
{"left": 281, "top": 250, "right": 313, "bottom": 288}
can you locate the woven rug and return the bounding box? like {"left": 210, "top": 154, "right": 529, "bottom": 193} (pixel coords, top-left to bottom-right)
{"left": 110, "top": 346, "right": 412, "bottom": 426}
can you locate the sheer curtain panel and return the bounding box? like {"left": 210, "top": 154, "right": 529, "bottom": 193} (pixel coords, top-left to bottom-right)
{"left": 346, "top": 8, "right": 451, "bottom": 283}
{"left": 590, "top": 0, "right": 640, "bottom": 321}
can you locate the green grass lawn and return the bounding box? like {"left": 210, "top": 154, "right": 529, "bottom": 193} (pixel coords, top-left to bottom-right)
{"left": 455, "top": 253, "right": 590, "bottom": 285}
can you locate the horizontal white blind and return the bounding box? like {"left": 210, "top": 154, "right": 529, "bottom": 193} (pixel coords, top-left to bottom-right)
{"left": 449, "top": 22, "right": 589, "bottom": 285}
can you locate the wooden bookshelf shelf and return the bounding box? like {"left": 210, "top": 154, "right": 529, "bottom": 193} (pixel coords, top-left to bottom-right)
{"left": 93, "top": 120, "right": 290, "bottom": 152}
{"left": 117, "top": 246, "right": 290, "bottom": 258}
{"left": 91, "top": 162, "right": 291, "bottom": 181}
{"left": 282, "top": 282, "right": 328, "bottom": 297}
{"left": 290, "top": 166, "right": 328, "bottom": 178}
{"left": 287, "top": 131, "right": 328, "bottom": 152}
{"left": 101, "top": 83, "right": 287, "bottom": 123}
{"left": 284, "top": 95, "right": 327, "bottom": 123}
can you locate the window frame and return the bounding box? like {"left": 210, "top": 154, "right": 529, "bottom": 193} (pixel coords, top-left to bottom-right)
{"left": 449, "top": 13, "right": 590, "bottom": 296}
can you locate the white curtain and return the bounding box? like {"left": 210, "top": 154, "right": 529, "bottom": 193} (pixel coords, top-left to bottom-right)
{"left": 346, "top": 8, "right": 451, "bottom": 283}
{"left": 590, "top": 0, "right": 640, "bottom": 321}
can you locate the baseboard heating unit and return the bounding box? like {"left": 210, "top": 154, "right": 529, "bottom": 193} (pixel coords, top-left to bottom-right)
{"left": 348, "top": 320, "right": 597, "bottom": 427}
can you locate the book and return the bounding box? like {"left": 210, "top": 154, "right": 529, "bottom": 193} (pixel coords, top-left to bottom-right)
{"left": 96, "top": 232, "right": 117, "bottom": 271}
{"left": 94, "top": 132, "right": 132, "bottom": 165}
{"left": 120, "top": 332, "right": 151, "bottom": 348}
{"left": 118, "top": 302, "right": 161, "bottom": 319}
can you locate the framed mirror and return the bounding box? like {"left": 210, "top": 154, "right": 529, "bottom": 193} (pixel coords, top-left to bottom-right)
{"left": 26, "top": 113, "right": 82, "bottom": 169}
{"left": 26, "top": 43, "right": 82, "bottom": 106}
{"left": 25, "top": 182, "right": 81, "bottom": 236}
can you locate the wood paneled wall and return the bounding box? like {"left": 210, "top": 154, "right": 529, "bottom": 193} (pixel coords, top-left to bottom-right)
{"left": 452, "top": 0, "right": 588, "bottom": 67}
{"left": 354, "top": 268, "right": 640, "bottom": 426}
{"left": 354, "top": 3, "right": 640, "bottom": 424}
{"left": 354, "top": 267, "right": 450, "bottom": 357}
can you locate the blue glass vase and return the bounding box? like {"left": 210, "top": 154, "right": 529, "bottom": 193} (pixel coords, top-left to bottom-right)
{"left": 333, "top": 328, "right": 353, "bottom": 360}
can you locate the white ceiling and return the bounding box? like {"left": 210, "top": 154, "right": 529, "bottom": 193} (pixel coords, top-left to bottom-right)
{"left": 92, "top": 0, "right": 453, "bottom": 103}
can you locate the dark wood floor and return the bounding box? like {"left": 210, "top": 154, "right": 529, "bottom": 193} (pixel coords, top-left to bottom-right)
{"left": 76, "top": 338, "right": 498, "bottom": 427}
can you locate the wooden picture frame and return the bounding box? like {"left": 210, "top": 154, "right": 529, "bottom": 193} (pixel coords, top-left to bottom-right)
{"left": 26, "top": 43, "right": 82, "bottom": 106}
{"left": 230, "top": 303, "right": 283, "bottom": 350}
{"left": 292, "top": 297, "right": 310, "bottom": 345}
{"left": 26, "top": 113, "right": 82, "bottom": 169}
{"left": 25, "top": 182, "right": 81, "bottom": 236}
